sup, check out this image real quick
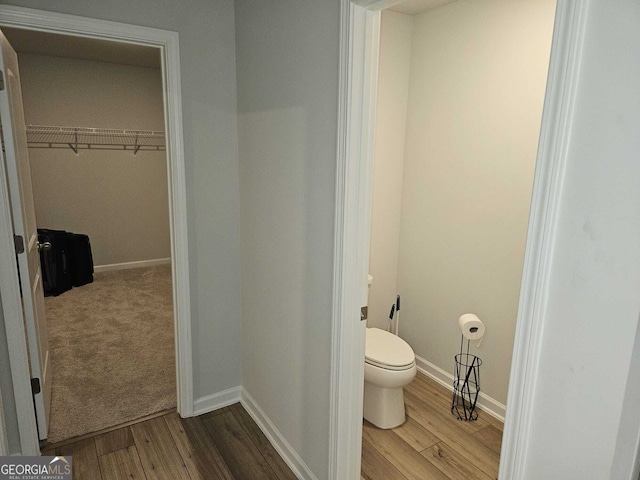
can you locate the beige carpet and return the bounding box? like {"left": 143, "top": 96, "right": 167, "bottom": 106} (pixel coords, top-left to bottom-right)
{"left": 45, "top": 265, "right": 176, "bottom": 443}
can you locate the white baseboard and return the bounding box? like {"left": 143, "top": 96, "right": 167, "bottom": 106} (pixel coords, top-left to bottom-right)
{"left": 94, "top": 258, "right": 171, "bottom": 273}
{"left": 241, "top": 388, "right": 317, "bottom": 480}
{"left": 192, "top": 386, "right": 242, "bottom": 416}
{"left": 414, "top": 354, "right": 506, "bottom": 422}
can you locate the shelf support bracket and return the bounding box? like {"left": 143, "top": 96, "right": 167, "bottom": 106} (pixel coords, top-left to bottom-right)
{"left": 68, "top": 128, "right": 79, "bottom": 155}
{"left": 133, "top": 133, "right": 140, "bottom": 156}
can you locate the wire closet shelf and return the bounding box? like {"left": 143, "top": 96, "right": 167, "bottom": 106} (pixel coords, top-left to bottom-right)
{"left": 25, "top": 125, "right": 166, "bottom": 155}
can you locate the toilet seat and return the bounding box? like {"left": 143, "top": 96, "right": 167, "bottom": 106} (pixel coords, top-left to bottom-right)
{"left": 365, "top": 328, "right": 415, "bottom": 371}
{"left": 363, "top": 327, "right": 416, "bottom": 428}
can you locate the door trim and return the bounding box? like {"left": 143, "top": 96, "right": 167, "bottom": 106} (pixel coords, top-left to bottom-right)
{"left": 330, "top": 0, "right": 587, "bottom": 477}
{"left": 330, "top": 2, "right": 380, "bottom": 478}
{"left": 0, "top": 122, "right": 39, "bottom": 454}
{"left": 0, "top": 5, "right": 193, "bottom": 454}
{"left": 499, "top": 2, "right": 588, "bottom": 477}
{"left": 0, "top": 385, "right": 8, "bottom": 455}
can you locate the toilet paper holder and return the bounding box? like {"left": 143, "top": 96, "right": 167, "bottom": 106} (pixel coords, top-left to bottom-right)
{"left": 451, "top": 333, "right": 482, "bottom": 421}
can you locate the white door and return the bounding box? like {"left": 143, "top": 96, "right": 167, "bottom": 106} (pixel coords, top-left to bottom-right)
{"left": 0, "top": 30, "right": 51, "bottom": 441}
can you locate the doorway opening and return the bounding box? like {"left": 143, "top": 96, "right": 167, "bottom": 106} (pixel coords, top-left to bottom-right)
{"left": 0, "top": 6, "right": 192, "bottom": 456}
{"left": 361, "top": 0, "right": 556, "bottom": 476}
{"left": 330, "top": 0, "right": 588, "bottom": 478}
{"left": 3, "top": 27, "right": 176, "bottom": 444}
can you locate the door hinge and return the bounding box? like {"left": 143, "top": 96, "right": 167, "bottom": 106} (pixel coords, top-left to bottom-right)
{"left": 361, "top": 306, "right": 368, "bottom": 321}
{"left": 0, "top": 71, "right": 4, "bottom": 91}
{"left": 14, "top": 235, "right": 24, "bottom": 254}
{"left": 31, "top": 378, "right": 41, "bottom": 395}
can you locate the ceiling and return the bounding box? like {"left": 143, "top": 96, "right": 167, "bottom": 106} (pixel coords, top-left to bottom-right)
{"left": 2, "top": 27, "right": 161, "bottom": 68}
{"left": 389, "top": 0, "right": 458, "bottom": 15}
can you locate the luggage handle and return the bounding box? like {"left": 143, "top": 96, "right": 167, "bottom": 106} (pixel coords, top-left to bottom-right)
{"left": 37, "top": 241, "right": 52, "bottom": 252}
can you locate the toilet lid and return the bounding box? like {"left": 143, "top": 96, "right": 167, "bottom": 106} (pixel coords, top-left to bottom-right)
{"left": 365, "top": 328, "right": 415, "bottom": 370}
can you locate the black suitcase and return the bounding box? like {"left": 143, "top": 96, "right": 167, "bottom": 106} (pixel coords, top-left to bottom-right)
{"left": 37, "top": 228, "right": 73, "bottom": 296}
{"left": 66, "top": 233, "right": 94, "bottom": 287}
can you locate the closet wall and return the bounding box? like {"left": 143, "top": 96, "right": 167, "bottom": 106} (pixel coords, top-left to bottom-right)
{"left": 19, "top": 53, "right": 170, "bottom": 267}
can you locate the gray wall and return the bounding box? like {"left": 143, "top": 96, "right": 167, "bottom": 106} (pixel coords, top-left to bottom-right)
{"left": 235, "top": 0, "right": 339, "bottom": 477}
{"left": 520, "top": 0, "right": 640, "bottom": 476}
{"left": 1, "top": 0, "right": 242, "bottom": 452}
{"left": 20, "top": 54, "right": 170, "bottom": 267}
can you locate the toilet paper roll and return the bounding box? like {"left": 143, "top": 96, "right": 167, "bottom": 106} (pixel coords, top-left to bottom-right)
{"left": 458, "top": 314, "right": 485, "bottom": 341}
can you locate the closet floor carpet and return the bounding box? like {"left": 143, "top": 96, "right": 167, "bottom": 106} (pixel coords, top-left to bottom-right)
{"left": 45, "top": 265, "right": 176, "bottom": 443}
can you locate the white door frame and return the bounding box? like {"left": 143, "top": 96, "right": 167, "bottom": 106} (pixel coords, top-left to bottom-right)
{"left": 329, "top": 0, "right": 589, "bottom": 478}
{"left": 0, "top": 385, "right": 7, "bottom": 456}
{"left": 0, "top": 5, "right": 193, "bottom": 455}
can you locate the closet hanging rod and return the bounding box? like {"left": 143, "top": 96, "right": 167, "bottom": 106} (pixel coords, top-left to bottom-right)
{"left": 24, "top": 124, "right": 166, "bottom": 155}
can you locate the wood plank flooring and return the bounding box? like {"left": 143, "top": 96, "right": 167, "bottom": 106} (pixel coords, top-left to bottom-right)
{"left": 42, "top": 372, "right": 501, "bottom": 480}
{"left": 42, "top": 404, "right": 296, "bottom": 480}
{"left": 361, "top": 372, "right": 503, "bottom": 480}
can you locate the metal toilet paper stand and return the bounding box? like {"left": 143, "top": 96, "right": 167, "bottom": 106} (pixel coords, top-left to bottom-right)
{"left": 451, "top": 334, "right": 482, "bottom": 421}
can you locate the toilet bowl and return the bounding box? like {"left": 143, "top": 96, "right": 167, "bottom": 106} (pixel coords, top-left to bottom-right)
{"left": 364, "top": 327, "right": 416, "bottom": 429}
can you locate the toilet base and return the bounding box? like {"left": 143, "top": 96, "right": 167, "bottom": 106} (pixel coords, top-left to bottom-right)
{"left": 363, "top": 382, "right": 406, "bottom": 429}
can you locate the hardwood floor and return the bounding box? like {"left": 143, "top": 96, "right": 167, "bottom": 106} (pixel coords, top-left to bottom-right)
{"left": 42, "top": 372, "right": 501, "bottom": 480}
{"left": 42, "top": 404, "right": 296, "bottom": 480}
{"left": 361, "top": 372, "right": 504, "bottom": 480}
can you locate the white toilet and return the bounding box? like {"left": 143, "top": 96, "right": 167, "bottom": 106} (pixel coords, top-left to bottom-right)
{"left": 364, "top": 327, "right": 416, "bottom": 429}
